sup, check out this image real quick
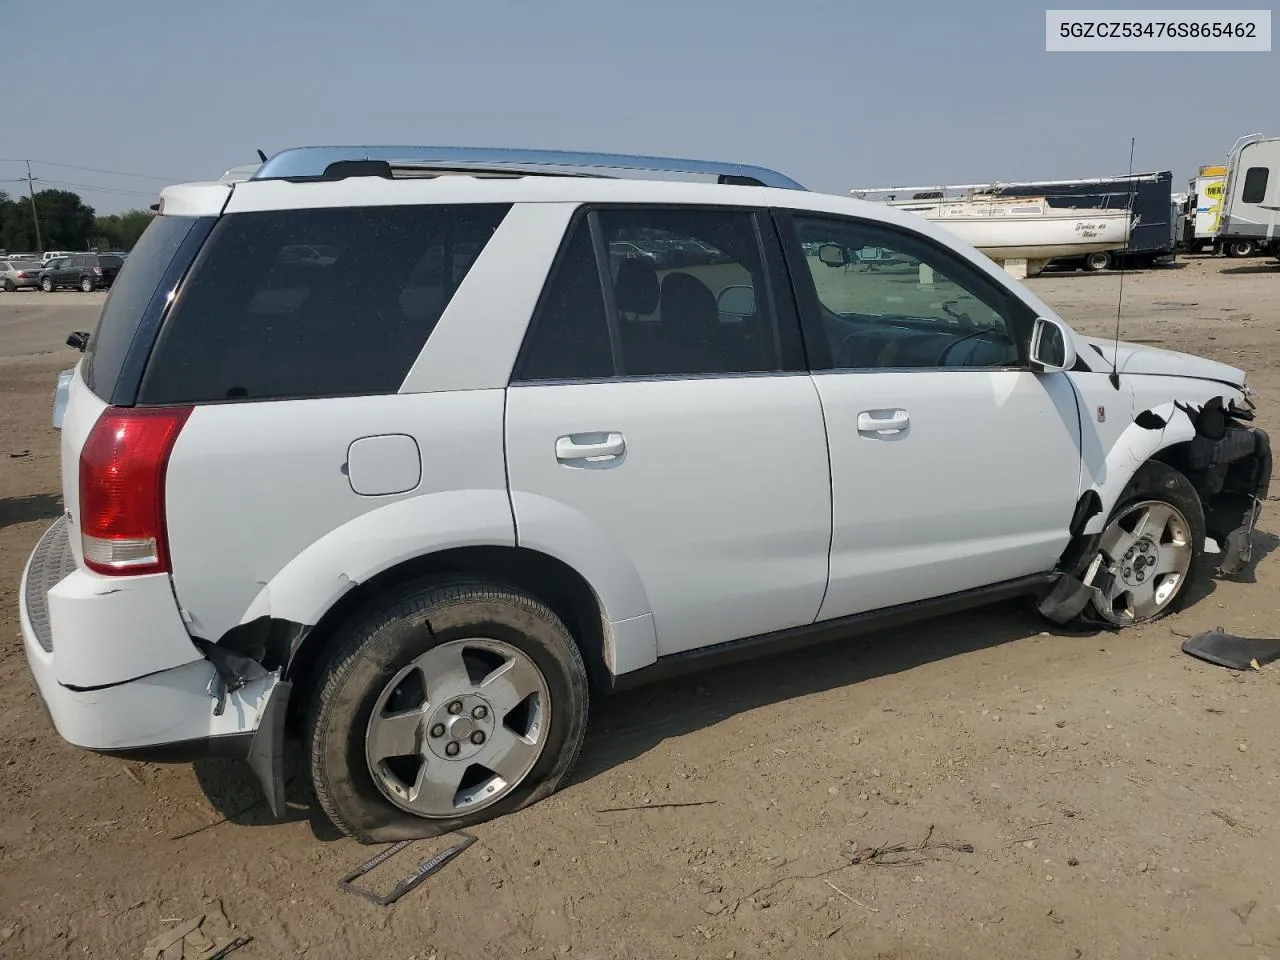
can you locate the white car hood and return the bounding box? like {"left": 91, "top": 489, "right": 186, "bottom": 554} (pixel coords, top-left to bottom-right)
{"left": 1080, "top": 336, "right": 1245, "bottom": 387}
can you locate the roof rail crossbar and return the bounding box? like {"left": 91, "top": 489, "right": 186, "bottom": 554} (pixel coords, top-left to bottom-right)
{"left": 251, "top": 146, "right": 806, "bottom": 190}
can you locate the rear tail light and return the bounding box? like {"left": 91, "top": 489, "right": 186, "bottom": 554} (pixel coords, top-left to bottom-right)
{"left": 78, "top": 406, "right": 193, "bottom": 576}
{"left": 93, "top": 265, "right": 102, "bottom": 276}
{"left": 17, "top": 271, "right": 29, "bottom": 279}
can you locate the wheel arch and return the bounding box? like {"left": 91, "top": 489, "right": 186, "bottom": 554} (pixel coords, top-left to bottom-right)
{"left": 282, "top": 545, "right": 620, "bottom": 714}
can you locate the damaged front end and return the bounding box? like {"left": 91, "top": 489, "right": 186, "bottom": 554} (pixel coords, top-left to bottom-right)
{"left": 1170, "top": 394, "right": 1272, "bottom": 575}
{"left": 1039, "top": 391, "right": 1272, "bottom": 625}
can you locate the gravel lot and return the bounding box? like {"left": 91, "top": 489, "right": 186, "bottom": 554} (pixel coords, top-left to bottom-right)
{"left": 2, "top": 257, "right": 1278, "bottom": 959}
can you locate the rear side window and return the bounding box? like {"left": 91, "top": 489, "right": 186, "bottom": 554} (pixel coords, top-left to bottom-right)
{"left": 139, "top": 203, "right": 510, "bottom": 404}
{"left": 84, "top": 214, "right": 209, "bottom": 401}
{"left": 1242, "top": 167, "right": 1269, "bottom": 204}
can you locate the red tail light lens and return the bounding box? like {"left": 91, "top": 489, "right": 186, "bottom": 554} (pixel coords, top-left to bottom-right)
{"left": 79, "top": 406, "right": 193, "bottom": 576}
{"left": 93, "top": 265, "right": 103, "bottom": 275}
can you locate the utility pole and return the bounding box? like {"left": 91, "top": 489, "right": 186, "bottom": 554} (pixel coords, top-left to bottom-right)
{"left": 23, "top": 160, "right": 43, "bottom": 254}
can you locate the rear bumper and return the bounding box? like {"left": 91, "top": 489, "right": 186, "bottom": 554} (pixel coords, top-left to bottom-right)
{"left": 19, "top": 519, "right": 276, "bottom": 759}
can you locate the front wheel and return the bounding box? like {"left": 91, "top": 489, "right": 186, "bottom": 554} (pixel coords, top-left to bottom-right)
{"left": 1082, "top": 462, "right": 1205, "bottom": 627}
{"left": 40, "top": 276, "right": 54, "bottom": 292}
{"left": 1083, "top": 251, "right": 1111, "bottom": 272}
{"left": 306, "top": 578, "right": 590, "bottom": 843}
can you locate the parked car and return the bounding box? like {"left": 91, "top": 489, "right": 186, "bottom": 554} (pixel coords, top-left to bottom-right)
{"left": 21, "top": 146, "right": 1271, "bottom": 845}
{"left": 0, "top": 259, "right": 43, "bottom": 291}
{"left": 40, "top": 250, "right": 76, "bottom": 264}
{"left": 38, "top": 253, "right": 124, "bottom": 292}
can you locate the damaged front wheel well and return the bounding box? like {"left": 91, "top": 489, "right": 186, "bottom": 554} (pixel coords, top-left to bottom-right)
{"left": 283, "top": 546, "right": 611, "bottom": 728}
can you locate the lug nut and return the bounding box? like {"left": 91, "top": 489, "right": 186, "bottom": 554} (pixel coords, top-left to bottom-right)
{"left": 445, "top": 741, "right": 461, "bottom": 757}
{"left": 447, "top": 701, "right": 463, "bottom": 715}
{"left": 472, "top": 705, "right": 488, "bottom": 720}
{"left": 1125, "top": 548, "right": 1135, "bottom": 560}
{"left": 1136, "top": 571, "right": 1145, "bottom": 582}
{"left": 470, "top": 731, "right": 486, "bottom": 745}
{"left": 430, "top": 723, "right": 446, "bottom": 738}
{"left": 1123, "top": 567, "right": 1132, "bottom": 578}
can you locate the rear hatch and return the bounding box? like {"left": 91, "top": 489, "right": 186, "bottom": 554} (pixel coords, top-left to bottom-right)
{"left": 95, "top": 254, "right": 125, "bottom": 282}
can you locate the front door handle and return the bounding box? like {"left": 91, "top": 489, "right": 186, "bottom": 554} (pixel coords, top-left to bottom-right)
{"left": 857, "top": 409, "right": 910, "bottom": 435}
{"left": 556, "top": 432, "right": 626, "bottom": 463}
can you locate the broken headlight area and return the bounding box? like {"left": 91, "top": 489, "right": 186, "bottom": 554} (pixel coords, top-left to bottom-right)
{"left": 1170, "top": 396, "right": 1272, "bottom": 576}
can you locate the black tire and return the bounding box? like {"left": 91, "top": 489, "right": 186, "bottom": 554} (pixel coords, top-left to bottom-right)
{"left": 80, "top": 276, "right": 95, "bottom": 293}
{"left": 306, "top": 578, "right": 590, "bottom": 843}
{"left": 1226, "top": 239, "right": 1255, "bottom": 258}
{"left": 1078, "top": 461, "right": 1205, "bottom": 628}
{"left": 2, "top": 280, "right": 13, "bottom": 292}
{"left": 40, "top": 276, "right": 54, "bottom": 292}
{"left": 1083, "top": 251, "right": 1111, "bottom": 272}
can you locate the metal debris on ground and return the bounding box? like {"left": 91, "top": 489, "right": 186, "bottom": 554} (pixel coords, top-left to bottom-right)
{"left": 339, "top": 831, "right": 477, "bottom": 906}
{"left": 139, "top": 909, "right": 251, "bottom": 960}
{"left": 843, "top": 824, "right": 974, "bottom": 866}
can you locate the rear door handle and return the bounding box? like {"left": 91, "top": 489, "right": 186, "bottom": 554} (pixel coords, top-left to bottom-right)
{"left": 857, "top": 409, "right": 910, "bottom": 435}
{"left": 556, "top": 432, "right": 626, "bottom": 463}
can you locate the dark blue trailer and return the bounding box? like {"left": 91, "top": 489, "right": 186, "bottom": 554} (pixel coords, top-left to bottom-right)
{"left": 981, "top": 171, "right": 1177, "bottom": 271}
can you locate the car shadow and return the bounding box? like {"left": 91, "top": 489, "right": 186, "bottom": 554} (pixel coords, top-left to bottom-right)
{"left": 190, "top": 746, "right": 346, "bottom": 842}
{"left": 0, "top": 492, "right": 63, "bottom": 531}
{"left": 186, "top": 540, "right": 1270, "bottom": 840}
{"left": 1221, "top": 263, "right": 1280, "bottom": 275}
{"left": 573, "top": 599, "right": 1097, "bottom": 786}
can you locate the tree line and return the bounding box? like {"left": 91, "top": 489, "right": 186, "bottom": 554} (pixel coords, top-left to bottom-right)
{"left": 0, "top": 188, "right": 154, "bottom": 253}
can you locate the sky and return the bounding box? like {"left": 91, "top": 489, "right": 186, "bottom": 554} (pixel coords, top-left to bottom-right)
{"left": 1, "top": 0, "right": 1275, "bottom": 214}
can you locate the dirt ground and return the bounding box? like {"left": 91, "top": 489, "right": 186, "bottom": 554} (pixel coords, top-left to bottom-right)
{"left": 2, "top": 255, "right": 1278, "bottom": 960}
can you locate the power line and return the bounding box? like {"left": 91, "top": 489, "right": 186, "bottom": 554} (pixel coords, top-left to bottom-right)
{"left": 38, "top": 177, "right": 160, "bottom": 199}
{"left": 0, "top": 158, "right": 180, "bottom": 182}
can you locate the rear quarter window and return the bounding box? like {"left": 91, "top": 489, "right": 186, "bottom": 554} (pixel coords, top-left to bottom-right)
{"left": 84, "top": 214, "right": 211, "bottom": 402}
{"left": 138, "top": 203, "right": 511, "bottom": 404}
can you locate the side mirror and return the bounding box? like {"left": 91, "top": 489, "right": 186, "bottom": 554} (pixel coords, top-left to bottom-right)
{"left": 1029, "top": 316, "right": 1077, "bottom": 373}
{"left": 818, "top": 243, "right": 848, "bottom": 268}
{"left": 717, "top": 284, "right": 756, "bottom": 318}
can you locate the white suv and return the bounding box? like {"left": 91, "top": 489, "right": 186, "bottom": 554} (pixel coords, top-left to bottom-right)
{"left": 20, "top": 147, "right": 1272, "bottom": 843}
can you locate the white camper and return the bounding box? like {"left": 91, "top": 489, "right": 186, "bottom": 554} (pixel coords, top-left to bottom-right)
{"left": 1218, "top": 134, "right": 1280, "bottom": 258}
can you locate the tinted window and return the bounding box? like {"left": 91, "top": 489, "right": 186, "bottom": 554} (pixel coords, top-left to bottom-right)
{"left": 99, "top": 255, "right": 124, "bottom": 270}
{"left": 515, "top": 219, "right": 614, "bottom": 381}
{"left": 140, "top": 203, "right": 510, "bottom": 404}
{"left": 84, "top": 215, "right": 206, "bottom": 400}
{"left": 1242, "top": 166, "right": 1269, "bottom": 204}
{"left": 786, "top": 214, "right": 1024, "bottom": 370}
{"left": 601, "top": 208, "right": 781, "bottom": 376}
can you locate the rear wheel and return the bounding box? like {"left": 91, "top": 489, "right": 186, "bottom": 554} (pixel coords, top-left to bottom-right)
{"left": 2, "top": 280, "right": 13, "bottom": 292}
{"left": 1227, "top": 239, "right": 1255, "bottom": 258}
{"left": 80, "top": 276, "right": 95, "bottom": 292}
{"left": 1081, "top": 461, "right": 1205, "bottom": 627}
{"left": 1083, "top": 251, "right": 1111, "bottom": 272}
{"left": 40, "top": 276, "right": 54, "bottom": 292}
{"left": 306, "top": 578, "right": 590, "bottom": 842}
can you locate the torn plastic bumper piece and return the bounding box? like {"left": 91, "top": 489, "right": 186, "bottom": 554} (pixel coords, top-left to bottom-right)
{"left": 1182, "top": 629, "right": 1280, "bottom": 670}
{"left": 192, "top": 637, "right": 293, "bottom": 819}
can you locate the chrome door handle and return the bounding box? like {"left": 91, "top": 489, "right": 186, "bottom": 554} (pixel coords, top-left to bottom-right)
{"left": 556, "top": 432, "right": 626, "bottom": 462}
{"left": 857, "top": 409, "right": 910, "bottom": 435}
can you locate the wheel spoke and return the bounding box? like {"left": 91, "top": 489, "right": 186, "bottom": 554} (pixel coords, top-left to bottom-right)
{"left": 1126, "top": 578, "right": 1162, "bottom": 620}
{"left": 479, "top": 655, "right": 545, "bottom": 715}
{"left": 407, "top": 758, "right": 464, "bottom": 814}
{"left": 367, "top": 708, "right": 426, "bottom": 763}
{"left": 1154, "top": 542, "right": 1192, "bottom": 576}
{"left": 418, "top": 643, "right": 474, "bottom": 707}
{"left": 1099, "top": 517, "right": 1143, "bottom": 562}
{"left": 476, "top": 725, "right": 543, "bottom": 785}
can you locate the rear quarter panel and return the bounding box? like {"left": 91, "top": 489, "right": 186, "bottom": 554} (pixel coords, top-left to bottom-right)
{"left": 163, "top": 390, "right": 512, "bottom": 642}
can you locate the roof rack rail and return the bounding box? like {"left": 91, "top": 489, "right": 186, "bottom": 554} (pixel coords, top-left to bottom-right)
{"left": 250, "top": 146, "right": 807, "bottom": 190}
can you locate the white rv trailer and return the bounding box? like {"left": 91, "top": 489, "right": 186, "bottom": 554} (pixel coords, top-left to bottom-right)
{"left": 1217, "top": 133, "right": 1280, "bottom": 258}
